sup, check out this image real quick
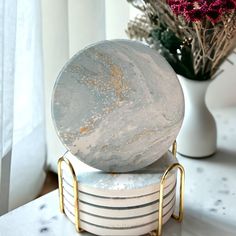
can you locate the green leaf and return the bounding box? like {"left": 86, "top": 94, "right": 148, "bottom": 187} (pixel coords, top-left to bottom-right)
{"left": 160, "top": 29, "right": 182, "bottom": 54}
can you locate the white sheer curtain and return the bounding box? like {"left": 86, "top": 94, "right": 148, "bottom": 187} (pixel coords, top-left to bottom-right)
{"left": 0, "top": 0, "right": 46, "bottom": 214}
{"left": 0, "top": 0, "right": 17, "bottom": 215}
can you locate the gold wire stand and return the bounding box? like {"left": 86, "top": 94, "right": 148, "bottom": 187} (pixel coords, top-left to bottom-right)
{"left": 58, "top": 155, "right": 82, "bottom": 232}
{"left": 57, "top": 140, "right": 185, "bottom": 236}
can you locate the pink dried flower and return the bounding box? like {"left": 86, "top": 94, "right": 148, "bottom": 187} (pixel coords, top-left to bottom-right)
{"left": 223, "top": 0, "right": 236, "bottom": 10}
{"left": 185, "top": 9, "right": 204, "bottom": 22}
{"left": 167, "top": 0, "right": 236, "bottom": 23}
{"left": 206, "top": 10, "right": 221, "bottom": 23}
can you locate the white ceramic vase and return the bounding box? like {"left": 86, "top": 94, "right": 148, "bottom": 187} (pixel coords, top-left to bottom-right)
{"left": 177, "top": 75, "right": 217, "bottom": 158}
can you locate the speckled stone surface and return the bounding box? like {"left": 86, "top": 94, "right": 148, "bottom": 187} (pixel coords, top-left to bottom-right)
{"left": 52, "top": 39, "right": 184, "bottom": 172}
{"left": 62, "top": 151, "right": 177, "bottom": 198}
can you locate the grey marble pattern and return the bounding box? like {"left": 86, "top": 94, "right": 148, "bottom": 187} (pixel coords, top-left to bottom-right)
{"left": 52, "top": 39, "right": 184, "bottom": 172}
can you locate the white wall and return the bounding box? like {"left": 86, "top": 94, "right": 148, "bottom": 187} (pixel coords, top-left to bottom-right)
{"left": 68, "top": 0, "right": 106, "bottom": 56}
{"left": 206, "top": 53, "right": 236, "bottom": 109}
{"left": 105, "top": 0, "right": 130, "bottom": 39}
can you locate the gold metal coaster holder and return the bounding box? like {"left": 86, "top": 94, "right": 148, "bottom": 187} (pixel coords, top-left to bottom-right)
{"left": 58, "top": 140, "right": 185, "bottom": 236}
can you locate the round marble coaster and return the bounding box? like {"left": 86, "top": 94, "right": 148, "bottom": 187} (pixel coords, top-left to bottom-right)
{"left": 64, "top": 204, "right": 174, "bottom": 236}
{"left": 62, "top": 180, "right": 176, "bottom": 207}
{"left": 62, "top": 188, "right": 175, "bottom": 219}
{"left": 63, "top": 179, "right": 176, "bottom": 208}
{"left": 52, "top": 39, "right": 184, "bottom": 172}
{"left": 62, "top": 151, "right": 177, "bottom": 198}
{"left": 63, "top": 196, "right": 175, "bottom": 228}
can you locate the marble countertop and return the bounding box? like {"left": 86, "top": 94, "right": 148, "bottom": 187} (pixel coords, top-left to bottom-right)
{"left": 0, "top": 107, "right": 236, "bottom": 236}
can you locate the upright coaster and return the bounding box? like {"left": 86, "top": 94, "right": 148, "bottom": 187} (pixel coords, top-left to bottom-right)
{"left": 52, "top": 39, "right": 184, "bottom": 172}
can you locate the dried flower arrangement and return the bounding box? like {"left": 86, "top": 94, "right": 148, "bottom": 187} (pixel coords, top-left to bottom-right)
{"left": 127, "top": 0, "right": 236, "bottom": 80}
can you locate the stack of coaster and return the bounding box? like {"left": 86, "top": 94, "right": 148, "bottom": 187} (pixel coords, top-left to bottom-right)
{"left": 60, "top": 151, "right": 177, "bottom": 236}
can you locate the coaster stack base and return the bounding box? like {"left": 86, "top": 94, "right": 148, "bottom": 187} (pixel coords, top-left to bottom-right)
{"left": 57, "top": 141, "right": 185, "bottom": 236}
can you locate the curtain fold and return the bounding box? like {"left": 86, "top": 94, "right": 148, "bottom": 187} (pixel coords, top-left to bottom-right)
{"left": 0, "top": 0, "right": 17, "bottom": 215}
{"left": 0, "top": 0, "right": 46, "bottom": 214}
{"left": 9, "top": 0, "right": 46, "bottom": 211}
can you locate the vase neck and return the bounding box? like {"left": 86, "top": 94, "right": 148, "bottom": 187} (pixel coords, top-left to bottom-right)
{"left": 177, "top": 75, "right": 211, "bottom": 106}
